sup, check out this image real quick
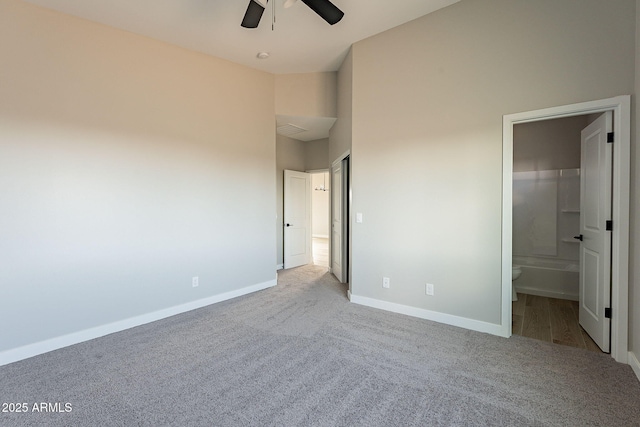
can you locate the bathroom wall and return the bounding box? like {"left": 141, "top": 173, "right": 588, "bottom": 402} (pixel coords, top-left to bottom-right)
{"left": 512, "top": 168, "right": 580, "bottom": 262}
{"left": 513, "top": 116, "right": 588, "bottom": 172}
{"left": 513, "top": 115, "right": 586, "bottom": 263}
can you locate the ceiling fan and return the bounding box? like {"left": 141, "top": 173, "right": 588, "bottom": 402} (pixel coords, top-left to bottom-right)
{"left": 241, "top": 0, "right": 344, "bottom": 29}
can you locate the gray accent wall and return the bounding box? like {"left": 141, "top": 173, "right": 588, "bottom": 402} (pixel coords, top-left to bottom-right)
{"left": 349, "top": 0, "right": 636, "bottom": 326}
{"left": 0, "top": 0, "right": 275, "bottom": 353}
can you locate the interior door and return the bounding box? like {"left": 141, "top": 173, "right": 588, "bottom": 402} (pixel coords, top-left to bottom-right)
{"left": 578, "top": 111, "right": 612, "bottom": 352}
{"left": 331, "top": 163, "right": 343, "bottom": 282}
{"left": 284, "top": 170, "right": 311, "bottom": 269}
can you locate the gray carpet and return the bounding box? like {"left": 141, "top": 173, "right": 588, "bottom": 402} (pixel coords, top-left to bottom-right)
{"left": 1, "top": 265, "right": 639, "bottom": 426}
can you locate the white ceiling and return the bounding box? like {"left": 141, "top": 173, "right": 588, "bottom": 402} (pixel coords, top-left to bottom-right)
{"left": 23, "top": 0, "right": 459, "bottom": 75}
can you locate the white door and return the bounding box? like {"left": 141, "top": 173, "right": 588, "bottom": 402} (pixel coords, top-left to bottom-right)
{"left": 331, "top": 163, "right": 344, "bottom": 282}
{"left": 578, "top": 112, "right": 612, "bottom": 352}
{"left": 284, "top": 170, "right": 311, "bottom": 269}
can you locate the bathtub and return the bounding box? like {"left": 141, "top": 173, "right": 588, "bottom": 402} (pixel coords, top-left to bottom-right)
{"left": 512, "top": 256, "right": 579, "bottom": 301}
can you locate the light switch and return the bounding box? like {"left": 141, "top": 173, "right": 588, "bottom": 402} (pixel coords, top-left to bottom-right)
{"left": 356, "top": 213, "right": 363, "bottom": 223}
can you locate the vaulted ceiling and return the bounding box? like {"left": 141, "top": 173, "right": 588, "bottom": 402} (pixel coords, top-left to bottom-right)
{"left": 22, "top": 0, "right": 459, "bottom": 74}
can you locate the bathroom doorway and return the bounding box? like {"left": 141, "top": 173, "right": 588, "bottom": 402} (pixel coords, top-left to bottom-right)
{"left": 511, "top": 115, "right": 595, "bottom": 350}
{"left": 501, "top": 96, "right": 630, "bottom": 363}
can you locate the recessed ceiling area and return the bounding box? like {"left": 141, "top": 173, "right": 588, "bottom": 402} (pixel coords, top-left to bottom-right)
{"left": 276, "top": 115, "right": 337, "bottom": 141}
{"left": 22, "top": 0, "right": 460, "bottom": 74}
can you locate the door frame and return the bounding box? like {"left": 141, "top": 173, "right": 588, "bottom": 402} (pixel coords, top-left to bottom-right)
{"left": 331, "top": 150, "right": 351, "bottom": 291}
{"left": 501, "top": 95, "right": 630, "bottom": 363}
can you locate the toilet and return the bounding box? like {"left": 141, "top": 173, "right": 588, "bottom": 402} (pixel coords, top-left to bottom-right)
{"left": 512, "top": 265, "right": 522, "bottom": 301}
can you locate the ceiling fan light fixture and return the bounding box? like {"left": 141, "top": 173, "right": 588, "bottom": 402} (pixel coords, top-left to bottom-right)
{"left": 257, "top": 52, "right": 270, "bottom": 59}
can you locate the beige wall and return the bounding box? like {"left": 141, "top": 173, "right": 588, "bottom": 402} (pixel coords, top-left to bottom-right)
{"left": 350, "top": 0, "right": 636, "bottom": 325}
{"left": 275, "top": 72, "right": 337, "bottom": 118}
{"left": 305, "top": 138, "right": 329, "bottom": 171}
{"left": 513, "top": 116, "right": 587, "bottom": 172}
{"left": 631, "top": 0, "right": 640, "bottom": 367}
{"left": 0, "top": 0, "right": 275, "bottom": 353}
{"left": 329, "top": 49, "right": 353, "bottom": 163}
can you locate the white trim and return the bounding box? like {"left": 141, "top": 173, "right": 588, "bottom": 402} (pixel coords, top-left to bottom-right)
{"left": 502, "top": 95, "right": 630, "bottom": 364}
{"left": 312, "top": 234, "right": 329, "bottom": 239}
{"left": 350, "top": 294, "right": 504, "bottom": 337}
{"left": 514, "top": 286, "right": 578, "bottom": 301}
{"left": 332, "top": 150, "right": 351, "bottom": 167}
{"left": 276, "top": 264, "right": 284, "bottom": 270}
{"left": 628, "top": 351, "right": 640, "bottom": 382}
{"left": 0, "top": 278, "right": 277, "bottom": 367}
{"left": 347, "top": 290, "right": 352, "bottom": 301}
{"left": 305, "top": 168, "right": 329, "bottom": 174}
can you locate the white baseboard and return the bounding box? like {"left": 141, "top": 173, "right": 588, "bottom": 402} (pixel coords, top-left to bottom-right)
{"left": 515, "top": 286, "right": 578, "bottom": 301}
{"left": 347, "top": 290, "right": 352, "bottom": 301}
{"left": 349, "top": 294, "right": 504, "bottom": 337}
{"left": 312, "top": 234, "right": 329, "bottom": 239}
{"left": 0, "top": 278, "right": 277, "bottom": 367}
{"left": 276, "top": 264, "right": 284, "bottom": 270}
{"left": 629, "top": 351, "right": 640, "bottom": 382}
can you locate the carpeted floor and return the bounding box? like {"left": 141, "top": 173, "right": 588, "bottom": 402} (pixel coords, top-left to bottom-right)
{"left": 1, "top": 265, "right": 639, "bottom": 426}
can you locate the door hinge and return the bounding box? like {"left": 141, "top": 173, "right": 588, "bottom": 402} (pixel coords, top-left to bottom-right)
{"left": 606, "top": 220, "right": 613, "bottom": 231}
{"left": 605, "top": 307, "right": 612, "bottom": 319}
{"left": 607, "top": 132, "right": 614, "bottom": 143}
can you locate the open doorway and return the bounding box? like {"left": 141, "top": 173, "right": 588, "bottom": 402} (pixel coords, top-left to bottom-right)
{"left": 511, "top": 114, "right": 602, "bottom": 352}
{"left": 502, "top": 96, "right": 630, "bottom": 363}
{"left": 311, "top": 171, "right": 330, "bottom": 268}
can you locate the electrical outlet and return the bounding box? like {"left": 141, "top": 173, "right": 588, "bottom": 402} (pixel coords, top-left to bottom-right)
{"left": 426, "top": 283, "right": 434, "bottom": 296}
{"left": 383, "top": 277, "right": 390, "bottom": 289}
{"left": 192, "top": 276, "right": 199, "bottom": 288}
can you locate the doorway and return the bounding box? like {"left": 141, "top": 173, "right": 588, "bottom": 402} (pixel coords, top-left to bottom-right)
{"left": 331, "top": 152, "right": 350, "bottom": 286}
{"left": 511, "top": 114, "right": 604, "bottom": 351}
{"left": 311, "top": 171, "right": 330, "bottom": 268}
{"left": 502, "top": 96, "right": 630, "bottom": 363}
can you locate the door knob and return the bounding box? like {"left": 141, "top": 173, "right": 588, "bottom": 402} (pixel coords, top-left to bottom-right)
{"left": 285, "top": 223, "right": 292, "bottom": 227}
{"left": 574, "top": 235, "right": 583, "bottom": 241}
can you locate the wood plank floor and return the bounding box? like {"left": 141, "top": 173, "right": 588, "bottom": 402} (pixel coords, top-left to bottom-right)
{"left": 312, "top": 237, "right": 329, "bottom": 267}
{"left": 512, "top": 293, "right": 601, "bottom": 352}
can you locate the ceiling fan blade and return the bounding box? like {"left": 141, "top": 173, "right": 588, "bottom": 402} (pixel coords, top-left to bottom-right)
{"left": 241, "top": 0, "right": 267, "bottom": 28}
{"left": 300, "top": 0, "right": 344, "bottom": 25}
{"left": 283, "top": 0, "right": 298, "bottom": 8}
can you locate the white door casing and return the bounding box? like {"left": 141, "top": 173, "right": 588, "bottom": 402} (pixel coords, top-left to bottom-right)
{"left": 284, "top": 170, "right": 311, "bottom": 269}
{"left": 578, "top": 112, "right": 612, "bottom": 352}
{"left": 331, "top": 163, "right": 343, "bottom": 282}
{"left": 502, "top": 95, "right": 630, "bottom": 364}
